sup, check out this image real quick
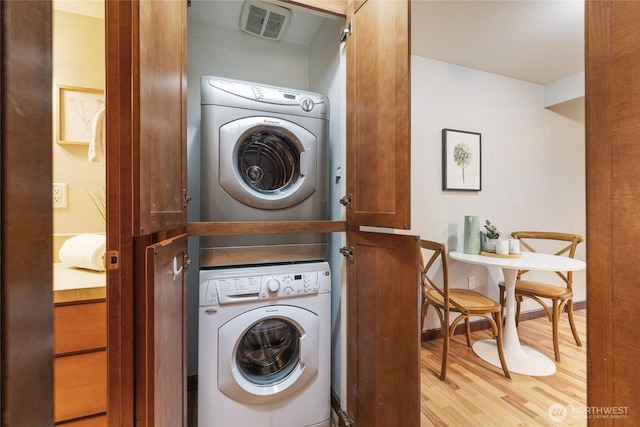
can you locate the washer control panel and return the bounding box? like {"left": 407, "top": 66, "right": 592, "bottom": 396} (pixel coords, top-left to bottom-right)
{"left": 200, "top": 262, "right": 331, "bottom": 306}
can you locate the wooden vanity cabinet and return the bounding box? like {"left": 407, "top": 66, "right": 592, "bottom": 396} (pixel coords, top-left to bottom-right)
{"left": 54, "top": 300, "right": 107, "bottom": 425}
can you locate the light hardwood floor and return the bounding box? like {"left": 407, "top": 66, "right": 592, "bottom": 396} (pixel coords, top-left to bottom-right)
{"left": 420, "top": 310, "right": 587, "bottom": 427}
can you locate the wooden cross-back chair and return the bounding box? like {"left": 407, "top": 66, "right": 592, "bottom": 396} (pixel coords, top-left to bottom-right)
{"left": 420, "top": 239, "right": 510, "bottom": 381}
{"left": 498, "top": 231, "right": 584, "bottom": 362}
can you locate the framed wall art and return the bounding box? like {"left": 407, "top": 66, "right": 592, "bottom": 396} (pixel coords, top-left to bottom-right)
{"left": 442, "top": 128, "right": 481, "bottom": 191}
{"left": 57, "top": 85, "right": 105, "bottom": 145}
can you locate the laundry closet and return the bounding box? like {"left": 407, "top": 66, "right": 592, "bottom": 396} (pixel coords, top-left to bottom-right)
{"left": 104, "top": 0, "right": 417, "bottom": 425}
{"left": 186, "top": 2, "right": 344, "bottom": 425}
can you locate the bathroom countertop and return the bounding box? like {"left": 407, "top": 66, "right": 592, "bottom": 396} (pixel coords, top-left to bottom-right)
{"left": 54, "top": 263, "right": 106, "bottom": 304}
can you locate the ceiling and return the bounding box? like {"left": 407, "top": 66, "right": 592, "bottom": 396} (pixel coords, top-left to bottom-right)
{"left": 411, "top": 0, "right": 585, "bottom": 85}
{"left": 54, "top": 0, "right": 585, "bottom": 86}
{"left": 191, "top": 0, "right": 584, "bottom": 85}
{"left": 188, "top": 0, "right": 327, "bottom": 47}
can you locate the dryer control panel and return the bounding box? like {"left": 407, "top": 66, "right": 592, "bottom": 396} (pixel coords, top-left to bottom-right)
{"left": 201, "top": 75, "right": 329, "bottom": 120}
{"left": 208, "top": 77, "right": 326, "bottom": 109}
{"left": 200, "top": 262, "right": 331, "bottom": 306}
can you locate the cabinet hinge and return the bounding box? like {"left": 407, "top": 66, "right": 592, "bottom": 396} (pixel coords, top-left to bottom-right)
{"left": 184, "top": 190, "right": 192, "bottom": 207}
{"left": 340, "top": 246, "right": 354, "bottom": 261}
{"left": 340, "top": 194, "right": 352, "bottom": 208}
{"left": 104, "top": 250, "right": 119, "bottom": 270}
{"left": 340, "top": 20, "right": 352, "bottom": 44}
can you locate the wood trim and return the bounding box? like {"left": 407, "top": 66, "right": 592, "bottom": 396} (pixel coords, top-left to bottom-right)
{"left": 586, "top": 0, "right": 640, "bottom": 414}
{"left": 186, "top": 220, "right": 347, "bottom": 236}
{"left": 105, "top": 0, "right": 136, "bottom": 424}
{"left": 133, "top": 235, "right": 152, "bottom": 426}
{"left": 421, "top": 303, "right": 586, "bottom": 342}
{"left": 280, "top": 0, "right": 346, "bottom": 17}
{"left": 584, "top": 0, "right": 615, "bottom": 415}
{"left": 1, "top": 1, "right": 54, "bottom": 425}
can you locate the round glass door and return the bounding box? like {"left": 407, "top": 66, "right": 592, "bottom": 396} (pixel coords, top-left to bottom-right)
{"left": 238, "top": 130, "right": 300, "bottom": 194}
{"left": 236, "top": 318, "right": 301, "bottom": 385}
{"left": 218, "top": 116, "right": 318, "bottom": 209}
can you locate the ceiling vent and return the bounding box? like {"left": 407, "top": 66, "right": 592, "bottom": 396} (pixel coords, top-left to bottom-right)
{"left": 240, "top": 1, "right": 291, "bottom": 41}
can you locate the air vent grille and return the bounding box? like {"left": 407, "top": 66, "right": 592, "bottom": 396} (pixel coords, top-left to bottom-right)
{"left": 245, "top": 5, "right": 267, "bottom": 36}
{"left": 240, "top": 1, "right": 291, "bottom": 41}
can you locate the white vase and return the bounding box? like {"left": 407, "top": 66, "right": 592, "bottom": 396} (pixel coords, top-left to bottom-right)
{"left": 485, "top": 239, "right": 497, "bottom": 253}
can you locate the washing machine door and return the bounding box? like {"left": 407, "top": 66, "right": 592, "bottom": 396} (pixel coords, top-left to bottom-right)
{"left": 219, "top": 116, "right": 318, "bottom": 210}
{"left": 217, "top": 305, "right": 319, "bottom": 404}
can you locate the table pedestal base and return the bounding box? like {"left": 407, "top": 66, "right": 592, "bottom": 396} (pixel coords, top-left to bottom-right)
{"left": 472, "top": 339, "right": 556, "bottom": 376}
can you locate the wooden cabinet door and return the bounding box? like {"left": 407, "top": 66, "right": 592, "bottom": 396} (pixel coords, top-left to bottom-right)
{"left": 346, "top": 0, "right": 411, "bottom": 230}
{"left": 346, "top": 230, "right": 420, "bottom": 427}
{"left": 142, "top": 234, "right": 188, "bottom": 427}
{"left": 133, "top": 0, "right": 188, "bottom": 236}
{"left": 106, "top": 0, "right": 188, "bottom": 425}
{"left": 344, "top": 1, "right": 418, "bottom": 426}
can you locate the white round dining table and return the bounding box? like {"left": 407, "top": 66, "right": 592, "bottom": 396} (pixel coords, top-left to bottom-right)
{"left": 448, "top": 250, "right": 586, "bottom": 376}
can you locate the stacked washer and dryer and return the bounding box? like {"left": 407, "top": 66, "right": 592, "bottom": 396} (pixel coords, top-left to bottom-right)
{"left": 198, "top": 76, "right": 332, "bottom": 427}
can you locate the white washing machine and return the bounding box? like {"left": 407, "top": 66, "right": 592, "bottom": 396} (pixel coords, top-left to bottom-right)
{"left": 198, "top": 262, "right": 331, "bottom": 427}
{"left": 200, "top": 76, "right": 330, "bottom": 268}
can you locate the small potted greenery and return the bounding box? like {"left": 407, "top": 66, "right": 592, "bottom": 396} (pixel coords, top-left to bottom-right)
{"left": 482, "top": 220, "right": 501, "bottom": 252}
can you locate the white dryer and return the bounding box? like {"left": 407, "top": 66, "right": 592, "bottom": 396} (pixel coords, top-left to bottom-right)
{"left": 198, "top": 262, "right": 331, "bottom": 427}
{"left": 200, "top": 76, "right": 330, "bottom": 267}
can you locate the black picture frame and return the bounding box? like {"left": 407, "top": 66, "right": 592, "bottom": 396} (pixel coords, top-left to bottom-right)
{"left": 442, "top": 128, "right": 482, "bottom": 191}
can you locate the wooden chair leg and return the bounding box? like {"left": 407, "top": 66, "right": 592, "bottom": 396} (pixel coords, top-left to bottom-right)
{"left": 494, "top": 318, "right": 511, "bottom": 379}
{"left": 515, "top": 296, "right": 522, "bottom": 326}
{"left": 552, "top": 299, "right": 561, "bottom": 362}
{"left": 499, "top": 286, "right": 505, "bottom": 325}
{"left": 440, "top": 323, "right": 450, "bottom": 381}
{"left": 464, "top": 318, "right": 472, "bottom": 347}
{"left": 421, "top": 302, "right": 429, "bottom": 332}
{"left": 566, "top": 299, "right": 582, "bottom": 347}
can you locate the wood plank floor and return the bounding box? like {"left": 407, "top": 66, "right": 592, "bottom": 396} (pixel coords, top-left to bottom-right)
{"left": 420, "top": 310, "right": 587, "bottom": 427}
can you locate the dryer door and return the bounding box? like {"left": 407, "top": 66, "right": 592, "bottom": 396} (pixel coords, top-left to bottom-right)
{"left": 219, "top": 116, "right": 318, "bottom": 209}
{"left": 217, "top": 305, "right": 319, "bottom": 404}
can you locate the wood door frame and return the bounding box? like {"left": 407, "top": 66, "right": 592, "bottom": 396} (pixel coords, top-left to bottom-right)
{"left": 105, "top": 0, "right": 136, "bottom": 423}
{"left": 585, "top": 0, "right": 640, "bottom": 414}
{"left": 1, "top": 1, "right": 55, "bottom": 425}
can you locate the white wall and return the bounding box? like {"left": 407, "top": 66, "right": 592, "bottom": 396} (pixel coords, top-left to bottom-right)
{"left": 409, "top": 56, "right": 586, "bottom": 331}
{"left": 53, "top": 10, "right": 106, "bottom": 235}
{"left": 309, "top": 17, "right": 347, "bottom": 399}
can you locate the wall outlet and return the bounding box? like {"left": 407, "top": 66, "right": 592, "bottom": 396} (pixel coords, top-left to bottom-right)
{"left": 467, "top": 275, "right": 476, "bottom": 290}
{"left": 52, "top": 183, "right": 68, "bottom": 208}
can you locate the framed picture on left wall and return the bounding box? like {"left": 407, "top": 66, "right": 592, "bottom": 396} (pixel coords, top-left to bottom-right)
{"left": 442, "top": 128, "right": 482, "bottom": 191}
{"left": 57, "top": 85, "right": 105, "bottom": 145}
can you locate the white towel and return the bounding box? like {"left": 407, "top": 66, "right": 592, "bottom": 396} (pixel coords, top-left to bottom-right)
{"left": 59, "top": 234, "right": 106, "bottom": 271}
{"left": 88, "top": 107, "right": 106, "bottom": 164}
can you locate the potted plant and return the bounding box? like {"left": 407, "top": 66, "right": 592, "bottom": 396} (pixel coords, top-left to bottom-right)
{"left": 482, "top": 220, "right": 501, "bottom": 252}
